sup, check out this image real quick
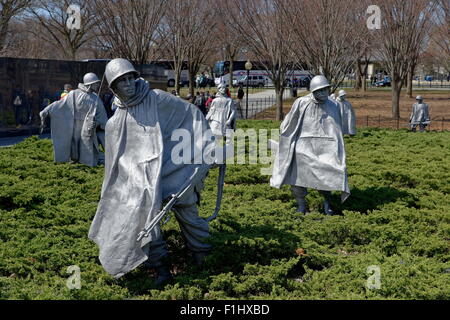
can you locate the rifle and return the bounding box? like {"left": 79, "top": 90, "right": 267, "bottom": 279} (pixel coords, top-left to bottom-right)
{"left": 137, "top": 164, "right": 210, "bottom": 242}
{"left": 136, "top": 161, "right": 226, "bottom": 242}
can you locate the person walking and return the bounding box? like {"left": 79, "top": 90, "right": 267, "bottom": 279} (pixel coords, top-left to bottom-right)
{"left": 236, "top": 84, "right": 245, "bottom": 119}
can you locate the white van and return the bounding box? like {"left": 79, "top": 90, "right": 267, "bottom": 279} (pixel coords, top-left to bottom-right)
{"left": 234, "top": 75, "right": 266, "bottom": 87}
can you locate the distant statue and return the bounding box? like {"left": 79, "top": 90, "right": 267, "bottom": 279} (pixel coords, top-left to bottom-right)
{"left": 409, "top": 95, "right": 430, "bottom": 132}
{"left": 336, "top": 90, "right": 356, "bottom": 136}
{"left": 206, "top": 82, "right": 237, "bottom": 142}
{"left": 40, "top": 72, "right": 107, "bottom": 167}
{"left": 270, "top": 75, "right": 350, "bottom": 215}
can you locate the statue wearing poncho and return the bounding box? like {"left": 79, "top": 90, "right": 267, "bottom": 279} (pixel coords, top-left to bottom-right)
{"left": 270, "top": 75, "right": 350, "bottom": 215}
{"left": 409, "top": 96, "right": 430, "bottom": 132}
{"left": 39, "top": 75, "right": 107, "bottom": 167}
{"left": 336, "top": 90, "right": 356, "bottom": 136}
{"left": 88, "top": 59, "right": 215, "bottom": 281}
{"left": 206, "top": 83, "right": 237, "bottom": 139}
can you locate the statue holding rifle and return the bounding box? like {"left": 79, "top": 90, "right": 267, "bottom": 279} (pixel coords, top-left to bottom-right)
{"left": 88, "top": 59, "right": 217, "bottom": 286}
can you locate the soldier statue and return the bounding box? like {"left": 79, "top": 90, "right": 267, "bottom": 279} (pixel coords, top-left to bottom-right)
{"left": 409, "top": 95, "right": 430, "bottom": 132}
{"left": 270, "top": 75, "right": 350, "bottom": 215}
{"left": 336, "top": 90, "right": 356, "bottom": 136}
{"left": 40, "top": 73, "right": 107, "bottom": 167}
{"left": 205, "top": 82, "right": 237, "bottom": 143}
{"left": 88, "top": 59, "right": 216, "bottom": 286}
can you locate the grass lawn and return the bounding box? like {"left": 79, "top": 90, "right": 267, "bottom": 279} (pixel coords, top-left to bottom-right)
{"left": 0, "top": 120, "right": 449, "bottom": 299}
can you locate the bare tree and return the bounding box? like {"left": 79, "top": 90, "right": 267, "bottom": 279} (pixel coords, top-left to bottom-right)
{"left": 157, "top": 1, "right": 185, "bottom": 95}
{"left": 428, "top": 0, "right": 450, "bottom": 74}
{"left": 90, "top": 0, "right": 166, "bottom": 70}
{"left": 0, "top": 0, "right": 33, "bottom": 53}
{"left": 372, "top": 0, "right": 436, "bottom": 118}
{"left": 2, "top": 18, "right": 57, "bottom": 58}
{"left": 279, "top": 0, "right": 368, "bottom": 93}
{"left": 216, "top": 5, "right": 242, "bottom": 89}
{"left": 159, "top": 0, "right": 217, "bottom": 97}
{"left": 184, "top": 0, "right": 217, "bottom": 97}
{"left": 222, "top": 0, "right": 294, "bottom": 121}
{"left": 355, "top": 49, "right": 372, "bottom": 92}
{"left": 27, "top": 0, "right": 96, "bottom": 60}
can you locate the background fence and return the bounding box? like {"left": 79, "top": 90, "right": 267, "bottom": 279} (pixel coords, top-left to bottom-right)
{"left": 355, "top": 115, "right": 450, "bottom": 131}
{"left": 236, "top": 92, "right": 449, "bottom": 132}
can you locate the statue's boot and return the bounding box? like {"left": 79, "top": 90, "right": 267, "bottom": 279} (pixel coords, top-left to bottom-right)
{"left": 320, "top": 191, "right": 335, "bottom": 215}
{"left": 154, "top": 264, "right": 173, "bottom": 287}
{"left": 193, "top": 251, "right": 210, "bottom": 267}
{"left": 291, "top": 186, "right": 309, "bottom": 214}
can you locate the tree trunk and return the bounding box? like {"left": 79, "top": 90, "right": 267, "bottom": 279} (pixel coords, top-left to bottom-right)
{"left": 275, "top": 81, "right": 284, "bottom": 121}
{"left": 0, "top": 16, "right": 11, "bottom": 53}
{"left": 229, "top": 59, "right": 234, "bottom": 88}
{"left": 361, "top": 59, "right": 370, "bottom": 92}
{"left": 355, "top": 59, "right": 362, "bottom": 91}
{"left": 175, "top": 68, "right": 181, "bottom": 96}
{"left": 362, "top": 73, "right": 367, "bottom": 91}
{"left": 391, "top": 80, "right": 402, "bottom": 119}
{"left": 406, "top": 64, "right": 414, "bottom": 98}
{"left": 188, "top": 67, "right": 195, "bottom": 98}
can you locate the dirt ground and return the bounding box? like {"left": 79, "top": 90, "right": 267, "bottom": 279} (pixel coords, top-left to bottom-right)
{"left": 257, "top": 89, "right": 450, "bottom": 130}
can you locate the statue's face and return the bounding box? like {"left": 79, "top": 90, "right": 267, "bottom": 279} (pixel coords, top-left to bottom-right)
{"left": 313, "top": 87, "right": 330, "bottom": 104}
{"left": 218, "top": 86, "right": 226, "bottom": 95}
{"left": 113, "top": 73, "right": 136, "bottom": 99}
{"left": 90, "top": 82, "right": 100, "bottom": 93}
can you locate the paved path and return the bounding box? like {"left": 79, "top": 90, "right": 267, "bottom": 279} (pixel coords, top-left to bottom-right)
{"left": 0, "top": 134, "right": 50, "bottom": 147}
{"left": 239, "top": 89, "right": 305, "bottom": 118}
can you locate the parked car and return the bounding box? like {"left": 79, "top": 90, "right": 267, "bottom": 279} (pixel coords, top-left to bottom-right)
{"left": 234, "top": 75, "right": 267, "bottom": 87}
{"left": 375, "top": 76, "right": 391, "bottom": 87}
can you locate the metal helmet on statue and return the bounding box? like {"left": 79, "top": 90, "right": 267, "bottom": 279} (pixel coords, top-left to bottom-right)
{"left": 83, "top": 73, "right": 101, "bottom": 86}
{"left": 105, "top": 58, "right": 140, "bottom": 88}
{"left": 309, "top": 75, "right": 331, "bottom": 92}
{"left": 338, "top": 90, "right": 347, "bottom": 97}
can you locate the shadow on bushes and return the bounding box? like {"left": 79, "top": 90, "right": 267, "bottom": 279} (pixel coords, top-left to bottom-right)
{"left": 118, "top": 221, "right": 301, "bottom": 294}
{"left": 333, "top": 186, "right": 416, "bottom": 214}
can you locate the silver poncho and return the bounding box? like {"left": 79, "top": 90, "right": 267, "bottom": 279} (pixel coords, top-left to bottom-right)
{"left": 270, "top": 93, "right": 350, "bottom": 202}
{"left": 205, "top": 93, "right": 237, "bottom": 136}
{"left": 336, "top": 97, "right": 356, "bottom": 135}
{"left": 88, "top": 79, "right": 215, "bottom": 278}
{"left": 409, "top": 102, "right": 430, "bottom": 125}
{"left": 40, "top": 84, "right": 107, "bottom": 167}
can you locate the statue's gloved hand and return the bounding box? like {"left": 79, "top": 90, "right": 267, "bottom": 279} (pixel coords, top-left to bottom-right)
{"left": 87, "top": 120, "right": 96, "bottom": 137}
{"left": 39, "top": 115, "right": 45, "bottom": 134}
